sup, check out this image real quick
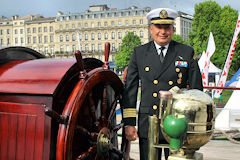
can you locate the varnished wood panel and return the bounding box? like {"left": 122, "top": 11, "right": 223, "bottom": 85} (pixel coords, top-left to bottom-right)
{"left": 0, "top": 102, "right": 51, "bottom": 160}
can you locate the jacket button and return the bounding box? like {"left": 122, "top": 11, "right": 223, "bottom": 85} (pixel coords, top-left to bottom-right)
{"left": 153, "top": 92, "right": 158, "bottom": 97}
{"left": 145, "top": 67, "right": 150, "bottom": 71}
{"left": 153, "top": 105, "right": 158, "bottom": 110}
{"left": 169, "top": 81, "right": 173, "bottom": 85}
{"left": 153, "top": 80, "right": 158, "bottom": 84}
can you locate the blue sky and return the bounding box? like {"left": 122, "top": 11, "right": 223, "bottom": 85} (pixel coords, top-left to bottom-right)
{"left": 1, "top": 0, "right": 239, "bottom": 18}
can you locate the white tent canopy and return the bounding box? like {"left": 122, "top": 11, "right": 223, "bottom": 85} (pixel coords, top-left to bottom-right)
{"left": 215, "top": 77, "right": 240, "bottom": 130}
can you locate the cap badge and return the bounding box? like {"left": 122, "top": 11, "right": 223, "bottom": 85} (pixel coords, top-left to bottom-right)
{"left": 159, "top": 10, "right": 168, "bottom": 19}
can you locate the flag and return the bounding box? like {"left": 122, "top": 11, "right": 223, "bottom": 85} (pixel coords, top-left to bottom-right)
{"left": 214, "top": 14, "right": 240, "bottom": 98}
{"left": 202, "top": 32, "right": 216, "bottom": 86}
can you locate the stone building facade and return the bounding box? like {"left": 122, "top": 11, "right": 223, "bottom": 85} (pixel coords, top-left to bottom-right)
{"left": 0, "top": 5, "right": 193, "bottom": 62}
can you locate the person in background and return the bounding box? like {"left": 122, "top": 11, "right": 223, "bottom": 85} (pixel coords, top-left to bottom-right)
{"left": 122, "top": 8, "right": 203, "bottom": 160}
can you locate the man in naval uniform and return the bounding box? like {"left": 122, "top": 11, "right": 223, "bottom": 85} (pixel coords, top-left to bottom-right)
{"left": 122, "top": 8, "right": 203, "bottom": 160}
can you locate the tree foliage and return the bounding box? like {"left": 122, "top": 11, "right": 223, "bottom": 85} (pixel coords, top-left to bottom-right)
{"left": 172, "top": 34, "right": 188, "bottom": 44}
{"left": 115, "top": 32, "right": 141, "bottom": 72}
{"left": 189, "top": 1, "right": 240, "bottom": 73}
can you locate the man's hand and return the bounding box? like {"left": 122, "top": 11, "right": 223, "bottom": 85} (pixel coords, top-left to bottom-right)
{"left": 125, "top": 126, "right": 138, "bottom": 141}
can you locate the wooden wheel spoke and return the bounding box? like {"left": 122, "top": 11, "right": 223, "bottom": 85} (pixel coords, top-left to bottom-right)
{"left": 75, "top": 125, "right": 98, "bottom": 141}
{"left": 112, "top": 122, "right": 124, "bottom": 132}
{"left": 87, "top": 91, "right": 99, "bottom": 128}
{"left": 101, "top": 84, "right": 108, "bottom": 119}
{"left": 107, "top": 96, "right": 119, "bottom": 127}
{"left": 75, "top": 145, "right": 97, "bottom": 160}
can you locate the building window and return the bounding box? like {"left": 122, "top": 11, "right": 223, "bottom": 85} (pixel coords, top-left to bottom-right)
{"left": 50, "top": 47, "right": 54, "bottom": 55}
{"left": 14, "top": 29, "right": 18, "bottom": 34}
{"left": 21, "top": 37, "right": 24, "bottom": 44}
{"left": 38, "top": 36, "right": 42, "bottom": 43}
{"left": 33, "top": 28, "right": 36, "bottom": 33}
{"left": 66, "top": 35, "right": 69, "bottom": 41}
{"left": 118, "top": 32, "right": 122, "bottom": 39}
{"left": 91, "top": 33, "right": 95, "bottom": 40}
{"left": 7, "top": 29, "right": 10, "bottom": 34}
{"left": 0, "top": 30, "right": 2, "bottom": 35}
{"left": 132, "top": 20, "right": 136, "bottom": 25}
{"left": 91, "top": 44, "right": 95, "bottom": 52}
{"left": 60, "top": 35, "right": 63, "bottom": 42}
{"left": 59, "top": 25, "right": 63, "bottom": 30}
{"left": 39, "top": 48, "right": 42, "bottom": 53}
{"left": 104, "top": 33, "right": 108, "bottom": 40}
{"left": 85, "top": 44, "right": 89, "bottom": 52}
{"left": 118, "top": 21, "right": 122, "bottom": 26}
{"left": 44, "top": 36, "right": 48, "bottom": 43}
{"left": 84, "top": 23, "right": 88, "bottom": 28}
{"left": 50, "top": 35, "right": 54, "bottom": 42}
{"left": 72, "top": 34, "right": 76, "bottom": 41}
{"left": 0, "top": 39, "right": 3, "bottom": 45}
{"left": 45, "top": 47, "right": 48, "bottom": 54}
{"left": 38, "top": 27, "right": 42, "bottom": 33}
{"left": 98, "top": 44, "right": 102, "bottom": 52}
{"left": 125, "top": 20, "right": 128, "bottom": 26}
{"left": 140, "top": 19, "right": 143, "bottom": 24}
{"left": 49, "top": 26, "right": 53, "bottom": 32}
{"left": 27, "top": 37, "right": 31, "bottom": 44}
{"left": 133, "top": 31, "right": 136, "bottom": 35}
{"left": 20, "top": 29, "right": 23, "bottom": 34}
{"left": 111, "top": 21, "right": 114, "bottom": 26}
{"left": 140, "top": 30, "right": 144, "bottom": 38}
{"left": 72, "top": 45, "right": 76, "bottom": 53}
{"left": 98, "top": 33, "right": 101, "bottom": 40}
{"left": 66, "top": 24, "right": 69, "bottom": 29}
{"left": 91, "top": 23, "right": 94, "bottom": 28}
{"left": 112, "top": 43, "right": 115, "bottom": 51}
{"left": 60, "top": 45, "right": 64, "bottom": 53}
{"left": 7, "top": 38, "right": 10, "bottom": 45}
{"left": 78, "top": 23, "right": 81, "bottom": 28}
{"left": 98, "top": 22, "right": 101, "bottom": 27}
{"left": 15, "top": 38, "right": 18, "bottom": 44}
{"left": 85, "top": 34, "right": 88, "bottom": 40}
{"left": 72, "top": 24, "right": 75, "bottom": 29}
{"left": 44, "top": 27, "right": 47, "bottom": 32}
{"left": 33, "top": 37, "right": 36, "bottom": 44}
{"left": 27, "top": 28, "right": 30, "bottom": 34}
{"left": 104, "top": 22, "right": 108, "bottom": 27}
{"left": 66, "top": 45, "right": 70, "bottom": 53}
{"left": 112, "top": 32, "right": 115, "bottom": 39}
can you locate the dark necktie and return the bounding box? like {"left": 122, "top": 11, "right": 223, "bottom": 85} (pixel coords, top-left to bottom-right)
{"left": 159, "top": 47, "right": 165, "bottom": 63}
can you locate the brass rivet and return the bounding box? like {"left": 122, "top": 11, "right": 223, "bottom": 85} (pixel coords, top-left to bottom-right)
{"left": 169, "top": 81, "right": 173, "bottom": 85}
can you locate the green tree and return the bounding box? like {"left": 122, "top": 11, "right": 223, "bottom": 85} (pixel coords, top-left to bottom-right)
{"left": 172, "top": 34, "right": 188, "bottom": 44}
{"left": 115, "top": 32, "right": 141, "bottom": 72}
{"left": 189, "top": 1, "right": 240, "bottom": 74}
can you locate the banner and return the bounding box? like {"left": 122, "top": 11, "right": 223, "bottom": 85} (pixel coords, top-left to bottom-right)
{"left": 202, "top": 32, "right": 215, "bottom": 86}
{"left": 214, "top": 15, "right": 240, "bottom": 98}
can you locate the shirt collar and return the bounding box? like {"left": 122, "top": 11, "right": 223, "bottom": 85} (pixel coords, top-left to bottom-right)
{"left": 153, "top": 41, "right": 169, "bottom": 55}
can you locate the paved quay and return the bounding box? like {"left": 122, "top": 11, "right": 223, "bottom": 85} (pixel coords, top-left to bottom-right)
{"left": 119, "top": 138, "right": 240, "bottom": 160}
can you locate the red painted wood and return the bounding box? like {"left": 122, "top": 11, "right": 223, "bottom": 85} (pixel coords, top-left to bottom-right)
{"left": 0, "top": 58, "right": 75, "bottom": 94}
{"left": 0, "top": 102, "right": 51, "bottom": 160}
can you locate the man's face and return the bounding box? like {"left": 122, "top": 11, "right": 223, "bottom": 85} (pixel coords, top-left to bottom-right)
{"left": 149, "top": 24, "right": 175, "bottom": 46}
